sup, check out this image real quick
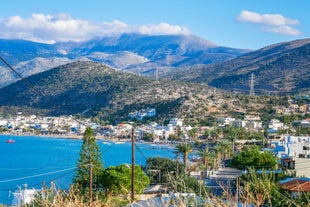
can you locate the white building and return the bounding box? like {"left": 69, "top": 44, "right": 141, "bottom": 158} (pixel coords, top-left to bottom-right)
{"left": 269, "top": 119, "right": 285, "bottom": 131}
{"left": 0, "top": 119, "right": 7, "bottom": 127}
{"left": 273, "top": 136, "right": 310, "bottom": 158}
{"left": 169, "top": 118, "right": 183, "bottom": 127}
{"left": 231, "top": 119, "right": 247, "bottom": 128}
{"left": 219, "top": 117, "right": 235, "bottom": 126}
{"left": 245, "top": 114, "right": 261, "bottom": 121}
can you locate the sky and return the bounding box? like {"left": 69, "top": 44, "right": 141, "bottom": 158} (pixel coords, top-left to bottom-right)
{"left": 0, "top": 0, "right": 309, "bottom": 49}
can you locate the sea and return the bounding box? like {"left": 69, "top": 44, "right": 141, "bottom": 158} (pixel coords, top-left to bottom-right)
{"left": 0, "top": 134, "right": 176, "bottom": 205}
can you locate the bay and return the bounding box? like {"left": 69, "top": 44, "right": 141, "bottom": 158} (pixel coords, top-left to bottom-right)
{"left": 0, "top": 135, "right": 176, "bottom": 205}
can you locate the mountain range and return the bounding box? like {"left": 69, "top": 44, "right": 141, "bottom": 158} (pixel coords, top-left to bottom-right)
{"left": 0, "top": 33, "right": 247, "bottom": 88}
{"left": 164, "top": 38, "right": 310, "bottom": 95}
{"left": 0, "top": 34, "right": 309, "bottom": 96}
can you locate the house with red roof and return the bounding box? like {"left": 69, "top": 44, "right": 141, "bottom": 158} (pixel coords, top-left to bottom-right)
{"left": 280, "top": 178, "right": 310, "bottom": 198}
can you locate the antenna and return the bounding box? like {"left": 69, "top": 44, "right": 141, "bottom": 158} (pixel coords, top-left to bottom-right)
{"left": 250, "top": 73, "right": 255, "bottom": 96}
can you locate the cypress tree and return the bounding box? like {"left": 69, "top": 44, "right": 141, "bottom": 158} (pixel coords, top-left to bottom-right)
{"left": 72, "top": 127, "right": 104, "bottom": 196}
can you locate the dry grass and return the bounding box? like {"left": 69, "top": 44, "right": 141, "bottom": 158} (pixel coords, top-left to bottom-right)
{"left": 27, "top": 176, "right": 308, "bottom": 207}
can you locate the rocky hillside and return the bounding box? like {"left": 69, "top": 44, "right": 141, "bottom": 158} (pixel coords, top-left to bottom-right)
{"left": 164, "top": 38, "right": 310, "bottom": 95}
{"left": 0, "top": 61, "right": 237, "bottom": 124}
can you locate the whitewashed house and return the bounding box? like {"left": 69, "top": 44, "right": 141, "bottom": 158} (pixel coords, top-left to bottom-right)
{"left": 169, "top": 118, "right": 183, "bottom": 127}
{"left": 273, "top": 136, "right": 310, "bottom": 158}
{"left": 269, "top": 119, "right": 285, "bottom": 131}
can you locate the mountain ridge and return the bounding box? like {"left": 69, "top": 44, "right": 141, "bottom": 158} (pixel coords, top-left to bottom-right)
{"left": 0, "top": 33, "right": 248, "bottom": 88}
{"left": 0, "top": 61, "right": 222, "bottom": 123}
{"left": 164, "top": 38, "right": 310, "bottom": 94}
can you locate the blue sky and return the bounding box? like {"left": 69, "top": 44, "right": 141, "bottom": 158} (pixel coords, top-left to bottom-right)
{"left": 0, "top": 0, "right": 309, "bottom": 49}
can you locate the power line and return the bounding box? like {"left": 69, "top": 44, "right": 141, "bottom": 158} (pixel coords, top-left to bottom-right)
{"left": 0, "top": 56, "right": 88, "bottom": 127}
{"left": 135, "top": 144, "right": 149, "bottom": 162}
{"left": 24, "top": 169, "right": 76, "bottom": 190}
{"left": 0, "top": 153, "right": 79, "bottom": 181}
{"left": 0, "top": 167, "right": 76, "bottom": 183}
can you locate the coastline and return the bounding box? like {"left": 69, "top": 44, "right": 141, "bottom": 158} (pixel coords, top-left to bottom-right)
{"left": 0, "top": 133, "right": 179, "bottom": 148}
{"left": 0, "top": 132, "right": 131, "bottom": 142}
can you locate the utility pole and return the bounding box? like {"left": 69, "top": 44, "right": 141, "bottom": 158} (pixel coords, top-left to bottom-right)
{"left": 174, "top": 153, "right": 179, "bottom": 193}
{"left": 176, "top": 154, "right": 179, "bottom": 178}
{"left": 89, "top": 162, "right": 93, "bottom": 207}
{"left": 131, "top": 127, "right": 135, "bottom": 202}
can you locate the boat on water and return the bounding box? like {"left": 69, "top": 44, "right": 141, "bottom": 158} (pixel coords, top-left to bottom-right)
{"left": 5, "top": 139, "right": 15, "bottom": 143}
{"left": 115, "top": 141, "right": 125, "bottom": 144}
{"left": 102, "top": 141, "right": 112, "bottom": 145}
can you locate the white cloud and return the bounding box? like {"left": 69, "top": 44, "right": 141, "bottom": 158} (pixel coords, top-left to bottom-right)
{"left": 236, "top": 10, "right": 301, "bottom": 36}
{"left": 0, "top": 13, "right": 191, "bottom": 43}
{"left": 138, "top": 22, "right": 190, "bottom": 35}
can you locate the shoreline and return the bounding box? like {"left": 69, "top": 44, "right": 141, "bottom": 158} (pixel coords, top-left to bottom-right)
{"left": 0, "top": 132, "right": 131, "bottom": 142}
{"left": 0, "top": 133, "right": 178, "bottom": 147}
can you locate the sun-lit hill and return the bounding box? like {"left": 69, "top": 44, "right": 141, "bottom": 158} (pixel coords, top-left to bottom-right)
{"left": 164, "top": 38, "right": 310, "bottom": 95}
{"left": 0, "top": 61, "right": 232, "bottom": 123}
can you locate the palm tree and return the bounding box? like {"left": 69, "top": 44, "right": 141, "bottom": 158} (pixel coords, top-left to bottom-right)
{"left": 175, "top": 143, "right": 193, "bottom": 172}
{"left": 199, "top": 148, "right": 211, "bottom": 167}
{"left": 210, "top": 128, "right": 222, "bottom": 143}
{"left": 214, "top": 140, "right": 232, "bottom": 168}
{"left": 198, "top": 148, "right": 217, "bottom": 177}
{"left": 222, "top": 140, "right": 233, "bottom": 160}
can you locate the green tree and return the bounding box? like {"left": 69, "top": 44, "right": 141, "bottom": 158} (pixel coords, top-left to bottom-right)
{"left": 175, "top": 125, "right": 183, "bottom": 140}
{"left": 169, "top": 174, "right": 209, "bottom": 196}
{"left": 145, "top": 157, "right": 184, "bottom": 183}
{"left": 198, "top": 148, "right": 217, "bottom": 169}
{"left": 210, "top": 128, "right": 221, "bottom": 143}
{"left": 102, "top": 164, "right": 150, "bottom": 195}
{"left": 142, "top": 132, "right": 155, "bottom": 142}
{"left": 216, "top": 140, "right": 233, "bottom": 161}
{"left": 187, "top": 128, "right": 198, "bottom": 141}
{"left": 230, "top": 148, "right": 277, "bottom": 170}
{"left": 175, "top": 143, "right": 193, "bottom": 172}
{"left": 72, "top": 127, "right": 104, "bottom": 197}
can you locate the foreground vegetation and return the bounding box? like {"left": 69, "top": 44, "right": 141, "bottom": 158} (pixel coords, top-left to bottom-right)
{"left": 8, "top": 127, "right": 304, "bottom": 207}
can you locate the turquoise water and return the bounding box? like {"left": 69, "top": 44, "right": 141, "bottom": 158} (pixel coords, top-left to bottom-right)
{"left": 0, "top": 135, "right": 176, "bottom": 205}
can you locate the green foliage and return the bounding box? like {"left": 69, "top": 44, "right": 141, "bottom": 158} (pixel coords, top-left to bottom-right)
{"left": 230, "top": 148, "right": 277, "bottom": 170}
{"left": 214, "top": 140, "right": 233, "bottom": 162}
{"left": 169, "top": 175, "right": 209, "bottom": 196}
{"left": 102, "top": 164, "right": 150, "bottom": 195}
{"left": 175, "top": 125, "right": 183, "bottom": 140}
{"left": 145, "top": 157, "right": 184, "bottom": 183}
{"left": 72, "top": 127, "right": 104, "bottom": 196}
{"left": 187, "top": 128, "right": 198, "bottom": 140}
{"left": 168, "top": 133, "right": 179, "bottom": 141}
{"left": 141, "top": 132, "right": 155, "bottom": 142}
{"left": 240, "top": 168, "right": 282, "bottom": 206}
{"left": 198, "top": 148, "right": 217, "bottom": 170}
{"left": 198, "top": 116, "right": 216, "bottom": 126}
{"left": 175, "top": 143, "right": 193, "bottom": 171}
{"left": 0, "top": 126, "right": 8, "bottom": 133}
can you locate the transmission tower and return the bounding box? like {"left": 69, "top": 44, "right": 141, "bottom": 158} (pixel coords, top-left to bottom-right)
{"left": 250, "top": 73, "right": 255, "bottom": 96}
